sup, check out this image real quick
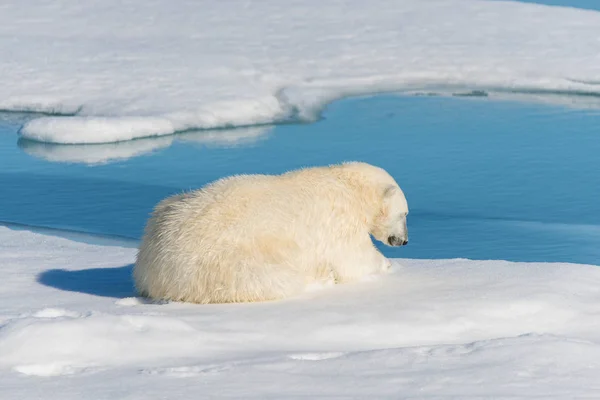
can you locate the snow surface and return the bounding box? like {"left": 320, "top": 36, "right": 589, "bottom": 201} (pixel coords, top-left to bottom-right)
{"left": 1, "top": 0, "right": 599, "bottom": 143}
{"left": 2, "top": 225, "right": 600, "bottom": 398}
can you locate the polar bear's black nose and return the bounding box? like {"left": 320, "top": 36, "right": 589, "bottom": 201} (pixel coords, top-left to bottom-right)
{"left": 388, "top": 236, "right": 408, "bottom": 246}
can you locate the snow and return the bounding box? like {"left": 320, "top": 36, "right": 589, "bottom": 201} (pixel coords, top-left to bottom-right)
{"left": 0, "top": 0, "right": 598, "bottom": 143}
{"left": 2, "top": 225, "right": 600, "bottom": 398}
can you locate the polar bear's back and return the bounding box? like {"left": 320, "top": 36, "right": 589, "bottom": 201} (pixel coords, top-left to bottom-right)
{"left": 186, "top": 171, "right": 351, "bottom": 231}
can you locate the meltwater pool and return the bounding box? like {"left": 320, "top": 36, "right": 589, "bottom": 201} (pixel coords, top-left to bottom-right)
{"left": 2, "top": 95, "right": 599, "bottom": 265}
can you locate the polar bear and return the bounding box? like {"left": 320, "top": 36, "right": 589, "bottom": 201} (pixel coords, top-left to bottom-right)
{"left": 133, "top": 161, "right": 409, "bottom": 304}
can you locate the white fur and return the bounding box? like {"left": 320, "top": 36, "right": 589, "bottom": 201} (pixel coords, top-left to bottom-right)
{"left": 133, "top": 162, "right": 409, "bottom": 304}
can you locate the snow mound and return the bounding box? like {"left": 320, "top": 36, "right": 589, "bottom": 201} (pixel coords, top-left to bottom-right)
{"left": 1, "top": 0, "right": 598, "bottom": 143}
{"left": 1, "top": 225, "right": 600, "bottom": 397}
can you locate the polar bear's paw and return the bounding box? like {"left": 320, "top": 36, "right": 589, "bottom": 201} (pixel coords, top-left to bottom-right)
{"left": 383, "top": 257, "right": 392, "bottom": 272}
{"left": 305, "top": 273, "right": 336, "bottom": 292}
{"left": 374, "top": 256, "right": 392, "bottom": 274}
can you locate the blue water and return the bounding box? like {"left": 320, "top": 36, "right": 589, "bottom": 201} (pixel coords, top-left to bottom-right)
{"left": 512, "top": 0, "right": 600, "bottom": 11}
{"left": 2, "top": 95, "right": 600, "bottom": 265}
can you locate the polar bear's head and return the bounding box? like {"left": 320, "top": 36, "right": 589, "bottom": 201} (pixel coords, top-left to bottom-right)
{"left": 339, "top": 161, "right": 409, "bottom": 247}
{"left": 370, "top": 183, "right": 409, "bottom": 247}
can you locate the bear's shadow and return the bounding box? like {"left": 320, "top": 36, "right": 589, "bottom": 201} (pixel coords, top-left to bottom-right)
{"left": 37, "top": 264, "right": 135, "bottom": 298}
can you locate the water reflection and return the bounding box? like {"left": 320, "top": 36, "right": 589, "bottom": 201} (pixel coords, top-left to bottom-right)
{"left": 18, "top": 126, "right": 273, "bottom": 165}
{"left": 18, "top": 136, "right": 174, "bottom": 165}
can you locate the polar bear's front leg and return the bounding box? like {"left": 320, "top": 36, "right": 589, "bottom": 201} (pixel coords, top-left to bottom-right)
{"left": 379, "top": 254, "right": 392, "bottom": 272}
{"left": 369, "top": 247, "right": 392, "bottom": 275}
{"left": 332, "top": 243, "right": 390, "bottom": 283}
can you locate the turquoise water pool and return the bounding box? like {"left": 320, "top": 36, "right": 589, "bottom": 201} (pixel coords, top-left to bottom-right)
{"left": 2, "top": 95, "right": 599, "bottom": 264}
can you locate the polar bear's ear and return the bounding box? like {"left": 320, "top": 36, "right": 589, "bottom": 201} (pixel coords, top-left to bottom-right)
{"left": 383, "top": 185, "right": 397, "bottom": 198}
